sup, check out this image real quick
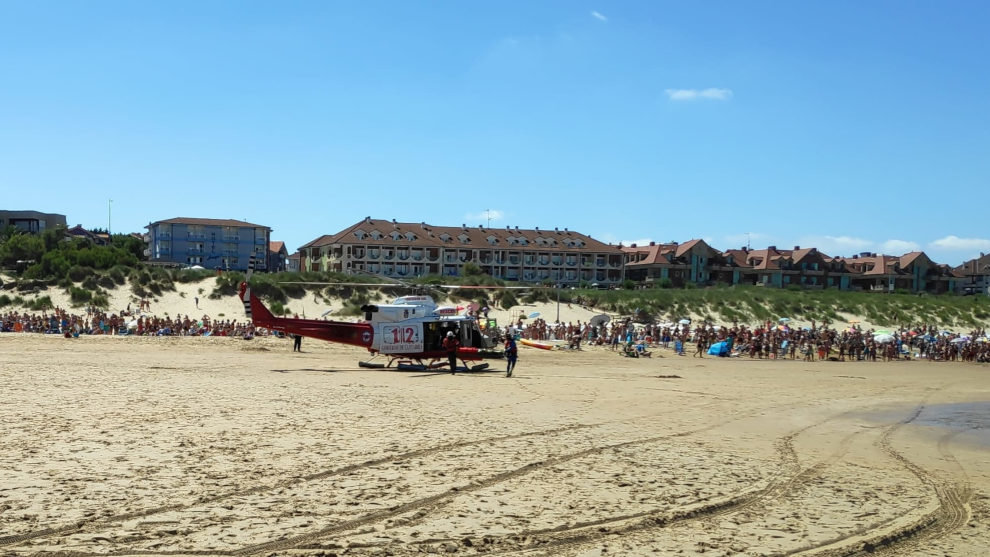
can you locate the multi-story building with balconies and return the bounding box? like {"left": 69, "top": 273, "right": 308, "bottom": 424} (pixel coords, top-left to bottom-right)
{"left": 145, "top": 217, "right": 271, "bottom": 271}
{"left": 299, "top": 217, "right": 625, "bottom": 286}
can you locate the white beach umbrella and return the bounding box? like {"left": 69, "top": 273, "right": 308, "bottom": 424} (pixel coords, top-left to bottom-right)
{"left": 678, "top": 318, "right": 691, "bottom": 325}
{"left": 874, "top": 333, "right": 895, "bottom": 343}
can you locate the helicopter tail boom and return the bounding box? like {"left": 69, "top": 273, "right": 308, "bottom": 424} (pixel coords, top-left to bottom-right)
{"left": 238, "top": 281, "right": 374, "bottom": 349}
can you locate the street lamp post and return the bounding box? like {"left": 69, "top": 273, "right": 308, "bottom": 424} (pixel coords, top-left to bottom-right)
{"left": 556, "top": 284, "right": 561, "bottom": 323}
{"left": 108, "top": 199, "right": 112, "bottom": 238}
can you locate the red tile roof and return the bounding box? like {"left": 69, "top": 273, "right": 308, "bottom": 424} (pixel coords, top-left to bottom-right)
{"left": 300, "top": 218, "right": 623, "bottom": 253}
{"left": 150, "top": 217, "right": 270, "bottom": 229}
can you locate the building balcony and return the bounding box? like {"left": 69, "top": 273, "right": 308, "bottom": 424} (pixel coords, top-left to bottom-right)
{"left": 222, "top": 236, "right": 239, "bottom": 243}
{"left": 186, "top": 234, "right": 203, "bottom": 241}
{"left": 187, "top": 248, "right": 204, "bottom": 255}
{"left": 255, "top": 237, "right": 267, "bottom": 245}
{"left": 158, "top": 234, "right": 172, "bottom": 241}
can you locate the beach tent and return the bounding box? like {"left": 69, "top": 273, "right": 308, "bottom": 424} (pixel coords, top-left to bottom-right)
{"left": 707, "top": 341, "right": 730, "bottom": 356}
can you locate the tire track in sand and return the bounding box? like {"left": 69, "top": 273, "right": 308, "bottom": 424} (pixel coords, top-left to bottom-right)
{"left": 786, "top": 399, "right": 973, "bottom": 556}
{"left": 0, "top": 423, "right": 595, "bottom": 547}
{"left": 0, "top": 405, "right": 721, "bottom": 549}
{"left": 2, "top": 398, "right": 867, "bottom": 555}
{"left": 415, "top": 416, "right": 866, "bottom": 556}
{"left": 231, "top": 404, "right": 865, "bottom": 556}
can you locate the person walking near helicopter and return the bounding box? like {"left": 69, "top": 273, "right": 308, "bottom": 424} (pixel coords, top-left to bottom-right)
{"left": 443, "top": 330, "right": 460, "bottom": 374}
{"left": 504, "top": 335, "right": 518, "bottom": 377}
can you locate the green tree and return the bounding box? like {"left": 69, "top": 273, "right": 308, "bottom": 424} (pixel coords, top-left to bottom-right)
{"left": 462, "top": 262, "right": 484, "bottom": 276}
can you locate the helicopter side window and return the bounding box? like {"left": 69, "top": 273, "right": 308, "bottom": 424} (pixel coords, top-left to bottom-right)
{"left": 460, "top": 321, "right": 478, "bottom": 348}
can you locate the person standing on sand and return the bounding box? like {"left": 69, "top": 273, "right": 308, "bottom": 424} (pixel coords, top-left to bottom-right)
{"left": 293, "top": 333, "right": 302, "bottom": 352}
{"left": 504, "top": 336, "right": 518, "bottom": 377}
{"left": 442, "top": 331, "right": 460, "bottom": 374}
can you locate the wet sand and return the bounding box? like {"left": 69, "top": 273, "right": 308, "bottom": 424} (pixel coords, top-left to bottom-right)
{"left": 1, "top": 334, "right": 988, "bottom": 556}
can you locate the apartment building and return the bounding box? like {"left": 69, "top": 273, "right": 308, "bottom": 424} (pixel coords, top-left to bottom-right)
{"left": 622, "top": 239, "right": 720, "bottom": 286}
{"left": 146, "top": 217, "right": 271, "bottom": 271}
{"left": 622, "top": 239, "right": 960, "bottom": 294}
{"left": 0, "top": 210, "right": 67, "bottom": 233}
{"left": 299, "top": 217, "right": 625, "bottom": 285}
{"left": 955, "top": 253, "right": 990, "bottom": 295}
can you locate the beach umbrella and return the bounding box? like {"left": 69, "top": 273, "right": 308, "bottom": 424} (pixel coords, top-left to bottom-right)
{"left": 950, "top": 337, "right": 968, "bottom": 344}
{"left": 590, "top": 314, "right": 610, "bottom": 327}
{"left": 529, "top": 312, "right": 541, "bottom": 319}
{"left": 874, "top": 333, "right": 895, "bottom": 343}
{"left": 874, "top": 330, "right": 892, "bottom": 335}
{"left": 778, "top": 317, "right": 791, "bottom": 323}
{"left": 678, "top": 318, "right": 691, "bottom": 325}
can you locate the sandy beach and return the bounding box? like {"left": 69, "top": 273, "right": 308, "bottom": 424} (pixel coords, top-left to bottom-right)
{"left": 1, "top": 331, "right": 988, "bottom": 557}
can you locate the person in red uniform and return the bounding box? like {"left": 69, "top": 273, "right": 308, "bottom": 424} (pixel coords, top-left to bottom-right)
{"left": 442, "top": 331, "right": 460, "bottom": 374}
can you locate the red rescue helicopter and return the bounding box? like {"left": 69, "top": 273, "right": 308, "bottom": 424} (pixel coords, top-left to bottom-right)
{"left": 238, "top": 259, "right": 507, "bottom": 371}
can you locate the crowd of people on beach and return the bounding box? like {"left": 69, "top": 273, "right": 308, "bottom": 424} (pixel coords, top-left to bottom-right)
{"left": 510, "top": 316, "right": 990, "bottom": 363}
{"left": 0, "top": 307, "right": 258, "bottom": 338}
{"left": 4, "top": 303, "right": 990, "bottom": 364}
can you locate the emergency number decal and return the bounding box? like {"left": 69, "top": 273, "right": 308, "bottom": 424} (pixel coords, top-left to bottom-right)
{"left": 381, "top": 323, "right": 424, "bottom": 353}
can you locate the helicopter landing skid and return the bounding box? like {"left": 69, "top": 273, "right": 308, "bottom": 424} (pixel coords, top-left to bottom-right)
{"left": 358, "top": 354, "right": 386, "bottom": 369}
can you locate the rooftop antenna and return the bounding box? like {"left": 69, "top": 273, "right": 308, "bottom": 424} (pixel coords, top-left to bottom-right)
{"left": 486, "top": 209, "right": 492, "bottom": 228}
{"left": 746, "top": 232, "right": 751, "bottom": 251}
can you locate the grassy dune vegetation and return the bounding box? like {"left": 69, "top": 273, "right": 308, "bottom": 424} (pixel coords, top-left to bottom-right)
{"left": 2, "top": 229, "right": 988, "bottom": 328}
{"left": 554, "top": 286, "right": 990, "bottom": 329}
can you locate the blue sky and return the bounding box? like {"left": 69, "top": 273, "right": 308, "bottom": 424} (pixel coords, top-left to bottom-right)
{"left": 2, "top": 1, "right": 988, "bottom": 265}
